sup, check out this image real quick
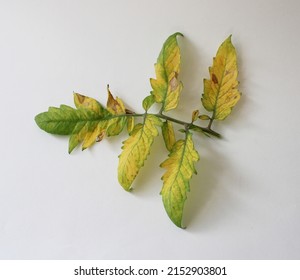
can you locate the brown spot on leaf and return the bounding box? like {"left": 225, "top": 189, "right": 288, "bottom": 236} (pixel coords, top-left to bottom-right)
{"left": 107, "top": 91, "right": 119, "bottom": 113}
{"left": 125, "top": 109, "right": 135, "bottom": 114}
{"left": 212, "top": 74, "right": 218, "bottom": 84}
{"left": 96, "top": 131, "right": 105, "bottom": 142}
{"left": 170, "top": 73, "right": 179, "bottom": 91}
{"left": 76, "top": 93, "right": 85, "bottom": 104}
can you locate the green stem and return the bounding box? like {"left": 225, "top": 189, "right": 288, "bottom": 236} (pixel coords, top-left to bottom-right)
{"left": 208, "top": 117, "right": 214, "bottom": 130}
{"left": 125, "top": 112, "right": 221, "bottom": 138}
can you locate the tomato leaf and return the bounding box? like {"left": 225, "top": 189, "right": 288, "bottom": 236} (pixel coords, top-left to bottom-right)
{"left": 106, "top": 85, "right": 126, "bottom": 115}
{"left": 35, "top": 91, "right": 128, "bottom": 153}
{"left": 126, "top": 116, "right": 135, "bottom": 133}
{"left": 160, "top": 132, "right": 199, "bottom": 228}
{"left": 150, "top": 33, "right": 183, "bottom": 112}
{"left": 35, "top": 32, "right": 242, "bottom": 229}
{"left": 74, "top": 92, "right": 104, "bottom": 114}
{"left": 202, "top": 35, "right": 241, "bottom": 120}
{"left": 118, "top": 115, "right": 162, "bottom": 191}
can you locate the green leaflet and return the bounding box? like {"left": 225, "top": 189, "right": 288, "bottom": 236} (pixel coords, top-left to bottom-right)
{"left": 35, "top": 105, "right": 100, "bottom": 135}
{"left": 35, "top": 93, "right": 127, "bottom": 153}
{"left": 118, "top": 115, "right": 162, "bottom": 191}
{"left": 142, "top": 95, "right": 155, "bottom": 111}
{"left": 150, "top": 32, "right": 183, "bottom": 112}
{"left": 160, "top": 132, "right": 200, "bottom": 228}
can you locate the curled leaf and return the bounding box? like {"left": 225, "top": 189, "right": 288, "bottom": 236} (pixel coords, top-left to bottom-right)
{"left": 106, "top": 86, "right": 127, "bottom": 136}
{"left": 202, "top": 35, "right": 241, "bottom": 120}
{"left": 106, "top": 85, "right": 126, "bottom": 115}
{"left": 198, "top": 114, "right": 210, "bottom": 120}
{"left": 192, "top": 110, "right": 199, "bottom": 122}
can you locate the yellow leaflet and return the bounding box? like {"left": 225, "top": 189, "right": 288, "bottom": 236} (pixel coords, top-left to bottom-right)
{"left": 105, "top": 86, "right": 127, "bottom": 136}
{"left": 191, "top": 110, "right": 199, "bottom": 122}
{"left": 82, "top": 122, "right": 107, "bottom": 150}
{"left": 68, "top": 122, "right": 89, "bottom": 153}
{"left": 202, "top": 36, "right": 241, "bottom": 120}
{"left": 118, "top": 115, "right": 162, "bottom": 191}
{"left": 73, "top": 93, "right": 103, "bottom": 114}
{"left": 127, "top": 116, "right": 134, "bottom": 133}
{"left": 71, "top": 93, "right": 109, "bottom": 151}
{"left": 150, "top": 33, "right": 183, "bottom": 112}
{"left": 160, "top": 132, "right": 199, "bottom": 228}
{"left": 106, "top": 86, "right": 126, "bottom": 115}
{"left": 67, "top": 117, "right": 109, "bottom": 153}
{"left": 162, "top": 121, "right": 176, "bottom": 151}
{"left": 71, "top": 89, "right": 128, "bottom": 151}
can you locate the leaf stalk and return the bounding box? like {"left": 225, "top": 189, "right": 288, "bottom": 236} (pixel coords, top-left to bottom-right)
{"left": 124, "top": 112, "right": 221, "bottom": 138}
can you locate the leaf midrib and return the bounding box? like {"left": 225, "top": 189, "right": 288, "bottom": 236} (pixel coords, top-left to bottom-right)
{"left": 41, "top": 113, "right": 128, "bottom": 124}
{"left": 166, "top": 133, "right": 189, "bottom": 204}
{"left": 212, "top": 50, "right": 229, "bottom": 120}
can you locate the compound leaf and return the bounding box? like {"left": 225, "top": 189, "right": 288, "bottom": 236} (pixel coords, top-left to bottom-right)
{"left": 150, "top": 32, "right": 183, "bottom": 112}
{"left": 160, "top": 132, "right": 199, "bottom": 228}
{"left": 35, "top": 32, "right": 242, "bottom": 229}
{"left": 202, "top": 35, "right": 241, "bottom": 120}
{"left": 118, "top": 115, "right": 162, "bottom": 191}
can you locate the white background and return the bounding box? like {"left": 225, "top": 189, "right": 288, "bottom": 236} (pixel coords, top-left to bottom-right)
{"left": 0, "top": 0, "right": 299, "bottom": 259}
